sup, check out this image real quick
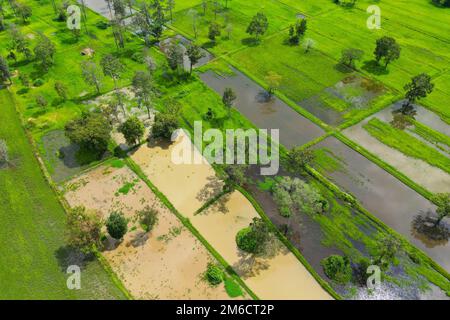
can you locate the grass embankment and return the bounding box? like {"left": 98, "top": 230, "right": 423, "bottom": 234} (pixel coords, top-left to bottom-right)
{"left": 0, "top": 90, "right": 125, "bottom": 299}
{"left": 363, "top": 118, "right": 450, "bottom": 174}
{"left": 409, "top": 120, "right": 450, "bottom": 153}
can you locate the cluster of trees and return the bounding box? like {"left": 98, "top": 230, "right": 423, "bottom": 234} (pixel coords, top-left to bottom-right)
{"left": 287, "top": 18, "right": 307, "bottom": 45}
{"left": 271, "top": 176, "right": 328, "bottom": 218}
{"left": 67, "top": 204, "right": 160, "bottom": 253}
{"left": 432, "top": 0, "right": 450, "bottom": 7}
{"left": 236, "top": 217, "right": 271, "bottom": 254}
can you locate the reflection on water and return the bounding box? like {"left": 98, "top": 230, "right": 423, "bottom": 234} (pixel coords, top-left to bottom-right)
{"left": 412, "top": 213, "right": 449, "bottom": 248}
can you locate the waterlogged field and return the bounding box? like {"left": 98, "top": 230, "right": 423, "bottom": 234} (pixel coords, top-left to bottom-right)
{"left": 64, "top": 163, "right": 235, "bottom": 299}
{"left": 1, "top": 0, "right": 449, "bottom": 301}
{"left": 131, "top": 132, "right": 331, "bottom": 299}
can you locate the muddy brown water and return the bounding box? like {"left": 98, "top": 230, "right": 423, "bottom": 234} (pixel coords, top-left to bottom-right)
{"left": 200, "top": 68, "right": 325, "bottom": 148}
{"left": 314, "top": 136, "right": 450, "bottom": 272}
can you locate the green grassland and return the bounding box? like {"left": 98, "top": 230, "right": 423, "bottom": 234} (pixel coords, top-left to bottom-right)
{"left": 363, "top": 118, "right": 450, "bottom": 174}
{"left": 0, "top": 90, "right": 125, "bottom": 299}
{"left": 170, "top": 0, "right": 450, "bottom": 125}
{"left": 410, "top": 120, "right": 450, "bottom": 153}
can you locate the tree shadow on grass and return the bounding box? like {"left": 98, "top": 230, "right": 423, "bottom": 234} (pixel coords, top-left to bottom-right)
{"left": 334, "top": 63, "right": 354, "bottom": 74}
{"left": 54, "top": 245, "right": 95, "bottom": 272}
{"left": 241, "top": 37, "right": 260, "bottom": 47}
{"left": 361, "top": 60, "right": 389, "bottom": 75}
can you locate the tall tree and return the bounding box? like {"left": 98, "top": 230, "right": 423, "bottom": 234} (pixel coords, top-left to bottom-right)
{"left": 131, "top": 70, "right": 155, "bottom": 118}
{"left": 166, "top": 40, "right": 184, "bottom": 74}
{"left": 432, "top": 193, "right": 450, "bottom": 226}
{"left": 118, "top": 116, "right": 145, "bottom": 146}
{"left": 403, "top": 73, "right": 434, "bottom": 106}
{"left": 187, "top": 8, "right": 199, "bottom": 38}
{"left": 0, "top": 55, "right": 12, "bottom": 84}
{"left": 16, "top": 2, "right": 32, "bottom": 23}
{"left": 150, "top": 0, "right": 165, "bottom": 41}
{"left": 340, "top": 48, "right": 364, "bottom": 69}
{"left": 33, "top": 33, "right": 56, "bottom": 72}
{"left": 246, "top": 12, "right": 268, "bottom": 42}
{"left": 54, "top": 81, "right": 68, "bottom": 101}
{"left": 100, "top": 54, "right": 125, "bottom": 113}
{"left": 222, "top": 87, "right": 236, "bottom": 118}
{"left": 374, "top": 36, "right": 401, "bottom": 68}
{"left": 66, "top": 206, "right": 103, "bottom": 253}
{"left": 186, "top": 43, "right": 204, "bottom": 74}
{"left": 166, "top": 0, "right": 175, "bottom": 22}
{"left": 9, "top": 24, "right": 32, "bottom": 60}
{"left": 208, "top": 21, "right": 221, "bottom": 42}
{"left": 132, "top": 11, "right": 152, "bottom": 46}
{"left": 81, "top": 61, "right": 103, "bottom": 94}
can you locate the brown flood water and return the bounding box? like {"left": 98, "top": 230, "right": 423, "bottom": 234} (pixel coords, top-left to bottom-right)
{"left": 200, "top": 68, "right": 325, "bottom": 148}
{"left": 314, "top": 136, "right": 450, "bottom": 272}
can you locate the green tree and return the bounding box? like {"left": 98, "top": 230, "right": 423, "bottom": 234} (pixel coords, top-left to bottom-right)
{"left": 136, "top": 205, "right": 159, "bottom": 232}
{"left": 151, "top": 101, "right": 181, "bottom": 140}
{"left": 236, "top": 218, "right": 270, "bottom": 254}
{"left": 150, "top": 0, "right": 165, "bottom": 41}
{"left": 432, "top": 193, "right": 450, "bottom": 226}
{"left": 100, "top": 54, "right": 125, "bottom": 112}
{"left": 66, "top": 206, "right": 103, "bottom": 253}
{"left": 106, "top": 211, "right": 128, "bottom": 240}
{"left": 81, "top": 61, "right": 103, "bottom": 94}
{"left": 286, "top": 147, "right": 315, "bottom": 172}
{"left": 9, "top": 24, "right": 32, "bottom": 60}
{"left": 340, "top": 48, "right": 364, "bottom": 69}
{"left": 374, "top": 36, "right": 401, "bottom": 68}
{"left": 186, "top": 43, "right": 204, "bottom": 74}
{"left": 118, "top": 116, "right": 145, "bottom": 146}
{"left": 132, "top": 70, "right": 155, "bottom": 118}
{"left": 166, "top": 0, "right": 175, "bottom": 21}
{"left": 404, "top": 73, "right": 434, "bottom": 106}
{"left": 373, "top": 234, "right": 402, "bottom": 269}
{"left": 222, "top": 87, "right": 236, "bottom": 118}
{"left": 205, "top": 263, "right": 224, "bottom": 285}
{"left": 16, "top": 2, "right": 32, "bottom": 23}
{"left": 33, "top": 33, "right": 56, "bottom": 72}
{"left": 54, "top": 81, "right": 68, "bottom": 101}
{"left": 321, "top": 255, "right": 352, "bottom": 284}
{"left": 166, "top": 40, "right": 184, "bottom": 73}
{"left": 64, "top": 112, "right": 112, "bottom": 155}
{"left": 0, "top": 56, "right": 12, "bottom": 84}
{"left": 208, "top": 21, "right": 221, "bottom": 42}
{"left": 35, "top": 94, "right": 48, "bottom": 108}
{"left": 246, "top": 12, "right": 268, "bottom": 41}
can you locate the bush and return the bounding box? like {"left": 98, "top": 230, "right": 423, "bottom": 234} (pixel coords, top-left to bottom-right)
{"left": 64, "top": 111, "right": 112, "bottom": 156}
{"left": 136, "top": 206, "right": 158, "bottom": 232}
{"left": 33, "top": 78, "right": 44, "bottom": 87}
{"left": 205, "top": 263, "right": 224, "bottom": 286}
{"left": 236, "top": 227, "right": 257, "bottom": 253}
{"left": 95, "top": 21, "right": 109, "bottom": 29}
{"left": 66, "top": 206, "right": 102, "bottom": 253}
{"left": 151, "top": 113, "right": 179, "bottom": 140}
{"left": 321, "top": 255, "right": 352, "bottom": 284}
{"left": 236, "top": 218, "right": 270, "bottom": 254}
{"left": 130, "top": 52, "right": 144, "bottom": 63}
{"left": 118, "top": 116, "right": 145, "bottom": 146}
{"left": 106, "top": 211, "right": 128, "bottom": 240}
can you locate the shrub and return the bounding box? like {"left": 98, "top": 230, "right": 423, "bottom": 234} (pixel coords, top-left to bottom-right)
{"left": 33, "top": 78, "right": 44, "bottom": 87}
{"left": 236, "top": 218, "right": 270, "bottom": 254}
{"left": 66, "top": 206, "right": 102, "bottom": 253}
{"left": 321, "top": 255, "right": 352, "bottom": 284}
{"left": 136, "top": 206, "right": 158, "bottom": 232}
{"left": 205, "top": 263, "right": 224, "bottom": 285}
{"left": 130, "top": 52, "right": 144, "bottom": 63}
{"left": 64, "top": 111, "right": 112, "bottom": 156}
{"left": 118, "top": 116, "right": 145, "bottom": 146}
{"left": 106, "top": 211, "right": 128, "bottom": 240}
{"left": 95, "top": 21, "right": 109, "bottom": 29}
